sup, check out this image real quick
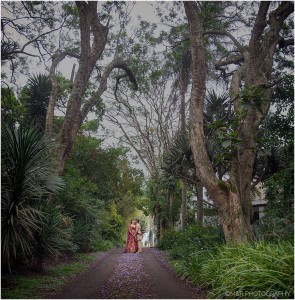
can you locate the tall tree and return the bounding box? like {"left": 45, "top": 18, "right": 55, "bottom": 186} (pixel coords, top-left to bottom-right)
{"left": 184, "top": 1, "right": 293, "bottom": 243}
{"left": 44, "top": 2, "right": 138, "bottom": 173}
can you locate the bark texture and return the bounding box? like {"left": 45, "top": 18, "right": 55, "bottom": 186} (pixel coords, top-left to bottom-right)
{"left": 195, "top": 183, "right": 203, "bottom": 225}
{"left": 45, "top": 1, "right": 138, "bottom": 174}
{"left": 184, "top": 1, "right": 293, "bottom": 243}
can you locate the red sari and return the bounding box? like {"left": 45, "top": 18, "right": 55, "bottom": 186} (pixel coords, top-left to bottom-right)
{"left": 124, "top": 223, "right": 138, "bottom": 253}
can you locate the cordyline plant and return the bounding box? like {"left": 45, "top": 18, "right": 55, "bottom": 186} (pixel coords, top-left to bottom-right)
{"left": 1, "top": 125, "right": 64, "bottom": 272}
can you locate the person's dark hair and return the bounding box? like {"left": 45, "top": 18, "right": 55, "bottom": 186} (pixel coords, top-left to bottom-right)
{"left": 136, "top": 219, "right": 139, "bottom": 223}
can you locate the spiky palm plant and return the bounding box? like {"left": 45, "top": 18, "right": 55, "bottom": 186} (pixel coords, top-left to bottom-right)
{"left": 1, "top": 125, "right": 64, "bottom": 272}
{"left": 20, "top": 74, "right": 52, "bottom": 130}
{"left": 162, "top": 132, "right": 196, "bottom": 184}
{"left": 29, "top": 204, "right": 77, "bottom": 272}
{"left": 204, "top": 90, "right": 230, "bottom": 124}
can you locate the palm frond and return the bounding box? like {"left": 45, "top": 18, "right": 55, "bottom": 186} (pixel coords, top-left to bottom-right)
{"left": 1, "top": 125, "right": 64, "bottom": 272}
{"left": 20, "top": 74, "right": 52, "bottom": 130}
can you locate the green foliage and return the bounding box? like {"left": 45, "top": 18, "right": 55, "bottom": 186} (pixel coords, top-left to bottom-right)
{"left": 1, "top": 125, "right": 64, "bottom": 272}
{"left": 164, "top": 231, "right": 293, "bottom": 299}
{"left": 89, "top": 239, "right": 114, "bottom": 252}
{"left": 19, "top": 74, "right": 52, "bottom": 130}
{"left": 56, "top": 134, "right": 144, "bottom": 252}
{"left": 65, "top": 134, "right": 143, "bottom": 203}
{"left": 161, "top": 132, "right": 196, "bottom": 184}
{"left": 157, "top": 225, "right": 224, "bottom": 255}
{"left": 262, "top": 74, "right": 294, "bottom": 145}
{"left": 1, "top": 87, "right": 25, "bottom": 127}
{"left": 72, "top": 220, "right": 92, "bottom": 252}
{"left": 98, "top": 203, "right": 123, "bottom": 242}
{"left": 171, "top": 249, "right": 214, "bottom": 285}
{"left": 201, "top": 242, "right": 294, "bottom": 299}
{"left": 236, "top": 85, "right": 266, "bottom": 114}
{"left": 30, "top": 204, "right": 77, "bottom": 270}
{"left": 254, "top": 216, "right": 294, "bottom": 242}
{"left": 254, "top": 162, "right": 294, "bottom": 242}
{"left": 146, "top": 173, "right": 182, "bottom": 230}
{"left": 1, "top": 254, "right": 96, "bottom": 299}
{"left": 56, "top": 172, "right": 100, "bottom": 252}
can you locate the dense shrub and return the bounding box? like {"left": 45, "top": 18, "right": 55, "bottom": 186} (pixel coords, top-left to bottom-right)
{"left": 160, "top": 224, "right": 293, "bottom": 299}
{"left": 254, "top": 215, "right": 294, "bottom": 242}
{"left": 89, "top": 239, "right": 114, "bottom": 252}
{"left": 167, "top": 240, "right": 294, "bottom": 299}
{"left": 202, "top": 242, "right": 294, "bottom": 299}
{"left": 157, "top": 225, "right": 224, "bottom": 253}
{"left": 254, "top": 163, "right": 294, "bottom": 242}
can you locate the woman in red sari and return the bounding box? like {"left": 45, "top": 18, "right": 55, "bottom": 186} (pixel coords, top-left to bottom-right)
{"left": 124, "top": 220, "right": 138, "bottom": 253}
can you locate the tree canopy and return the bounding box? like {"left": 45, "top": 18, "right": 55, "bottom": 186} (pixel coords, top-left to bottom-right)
{"left": 1, "top": 1, "right": 293, "bottom": 272}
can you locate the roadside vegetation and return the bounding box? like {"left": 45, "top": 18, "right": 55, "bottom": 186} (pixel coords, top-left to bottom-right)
{"left": 1, "top": 1, "right": 293, "bottom": 299}
{"left": 158, "top": 222, "right": 294, "bottom": 299}
{"left": 1, "top": 253, "right": 97, "bottom": 299}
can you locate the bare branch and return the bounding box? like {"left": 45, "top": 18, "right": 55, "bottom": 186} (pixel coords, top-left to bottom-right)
{"left": 24, "top": 28, "right": 60, "bottom": 52}
{"left": 249, "top": 1, "right": 270, "bottom": 56}
{"left": 215, "top": 54, "right": 244, "bottom": 68}
{"left": 81, "top": 59, "right": 138, "bottom": 120}
{"left": 10, "top": 50, "right": 40, "bottom": 59}
{"left": 203, "top": 30, "right": 245, "bottom": 53}
{"left": 278, "top": 37, "right": 294, "bottom": 48}
{"left": 45, "top": 52, "right": 67, "bottom": 135}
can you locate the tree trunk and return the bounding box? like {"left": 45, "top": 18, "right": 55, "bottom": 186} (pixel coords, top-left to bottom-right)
{"left": 44, "top": 2, "right": 138, "bottom": 174}
{"left": 185, "top": 1, "right": 293, "bottom": 243}
{"left": 181, "top": 182, "right": 188, "bottom": 230}
{"left": 195, "top": 183, "right": 203, "bottom": 225}
{"left": 167, "top": 190, "right": 173, "bottom": 228}
{"left": 45, "top": 52, "right": 66, "bottom": 136}
{"left": 179, "top": 53, "right": 189, "bottom": 231}
{"left": 218, "top": 188, "right": 254, "bottom": 243}
{"left": 184, "top": 1, "right": 255, "bottom": 243}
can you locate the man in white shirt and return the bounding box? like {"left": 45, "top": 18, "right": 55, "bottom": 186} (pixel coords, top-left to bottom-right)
{"left": 135, "top": 219, "right": 142, "bottom": 253}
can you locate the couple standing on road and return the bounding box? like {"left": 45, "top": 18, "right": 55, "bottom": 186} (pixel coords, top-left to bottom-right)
{"left": 124, "top": 219, "right": 142, "bottom": 253}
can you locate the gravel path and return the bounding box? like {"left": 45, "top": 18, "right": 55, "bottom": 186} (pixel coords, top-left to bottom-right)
{"left": 55, "top": 247, "right": 206, "bottom": 299}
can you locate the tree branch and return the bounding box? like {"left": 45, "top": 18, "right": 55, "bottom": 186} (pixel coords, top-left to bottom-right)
{"left": 269, "top": 1, "right": 294, "bottom": 26}
{"left": 10, "top": 50, "right": 40, "bottom": 59}
{"left": 249, "top": 1, "right": 270, "bottom": 56}
{"left": 18, "top": 27, "right": 62, "bottom": 53}
{"left": 203, "top": 30, "right": 245, "bottom": 53}
{"left": 278, "top": 38, "right": 294, "bottom": 48}
{"left": 45, "top": 52, "right": 67, "bottom": 136}
{"left": 215, "top": 54, "right": 244, "bottom": 68}
{"left": 81, "top": 59, "right": 138, "bottom": 120}
{"left": 106, "top": 113, "right": 153, "bottom": 174}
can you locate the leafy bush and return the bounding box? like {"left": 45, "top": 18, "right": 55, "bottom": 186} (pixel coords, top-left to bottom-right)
{"left": 72, "top": 220, "right": 93, "bottom": 252}
{"left": 254, "top": 161, "right": 294, "bottom": 242}
{"left": 89, "top": 239, "right": 114, "bottom": 252}
{"left": 172, "top": 249, "right": 214, "bottom": 284}
{"left": 158, "top": 225, "right": 224, "bottom": 253}
{"left": 254, "top": 215, "right": 294, "bottom": 242}
{"left": 161, "top": 224, "right": 293, "bottom": 299}
{"left": 98, "top": 203, "right": 123, "bottom": 241}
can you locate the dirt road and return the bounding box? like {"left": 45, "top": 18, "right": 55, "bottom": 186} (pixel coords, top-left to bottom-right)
{"left": 55, "top": 247, "right": 206, "bottom": 299}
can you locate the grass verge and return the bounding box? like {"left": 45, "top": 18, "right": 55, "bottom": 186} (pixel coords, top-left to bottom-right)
{"left": 166, "top": 241, "right": 294, "bottom": 299}
{"left": 1, "top": 253, "right": 97, "bottom": 299}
